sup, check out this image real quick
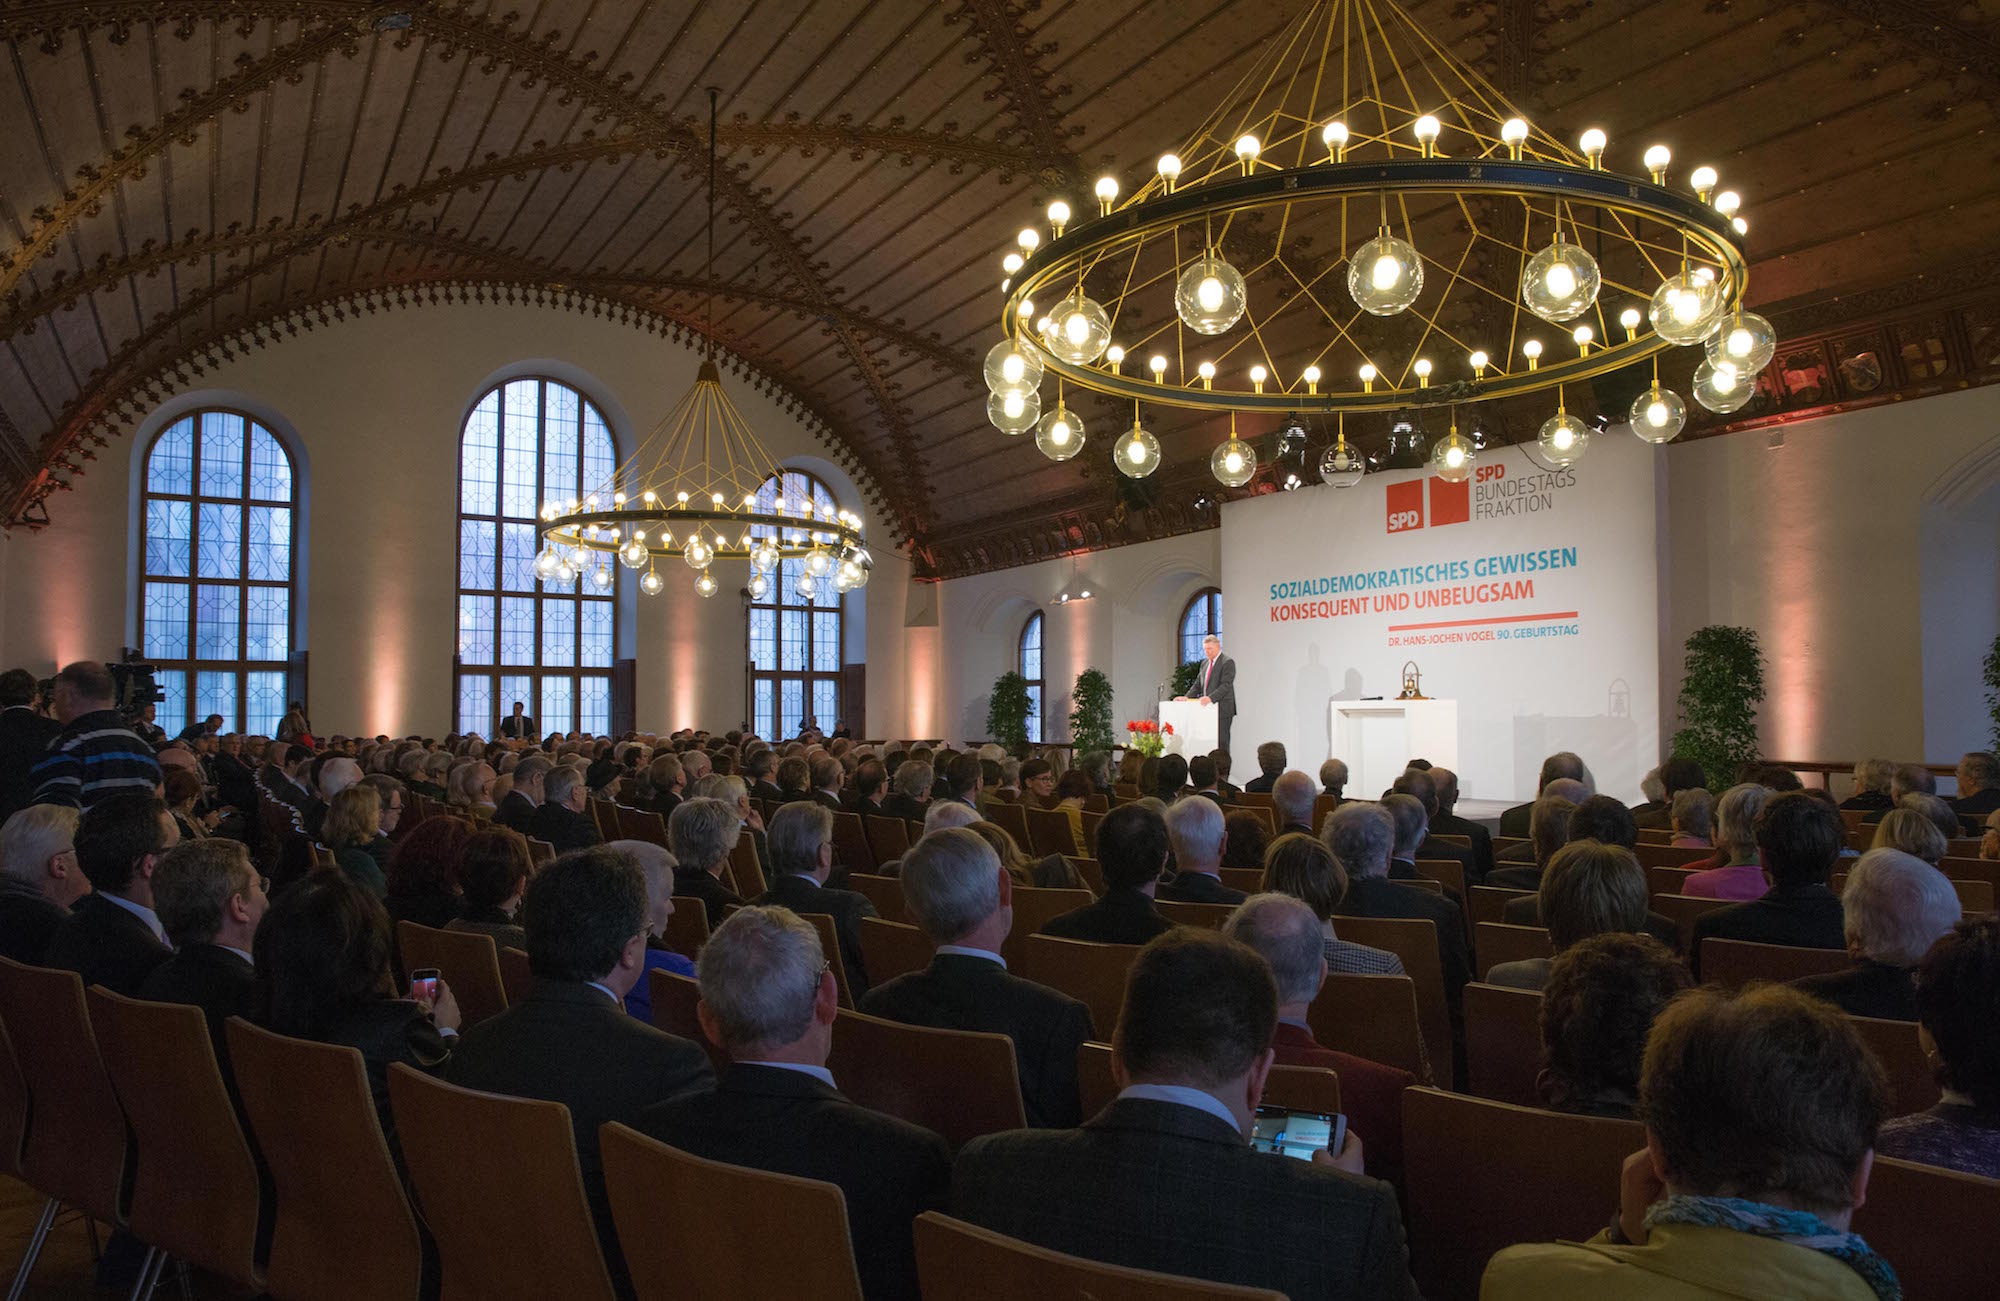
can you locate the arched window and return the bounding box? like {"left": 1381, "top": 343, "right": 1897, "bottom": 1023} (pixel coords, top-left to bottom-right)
{"left": 1178, "top": 587, "right": 1223, "bottom": 665}
{"left": 1019, "top": 611, "right": 1045, "bottom": 744}
{"left": 747, "top": 469, "right": 846, "bottom": 740}
{"left": 140, "top": 410, "right": 298, "bottom": 736}
{"left": 455, "top": 378, "right": 619, "bottom": 737}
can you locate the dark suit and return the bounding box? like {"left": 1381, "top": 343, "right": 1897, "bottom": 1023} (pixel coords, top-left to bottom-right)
{"left": 1431, "top": 811, "right": 1493, "bottom": 880}
{"left": 811, "top": 790, "right": 845, "bottom": 812}
{"left": 527, "top": 801, "right": 602, "bottom": 854}
{"left": 498, "top": 714, "right": 536, "bottom": 740}
{"left": 136, "top": 943, "right": 258, "bottom": 1076}
{"left": 1158, "top": 870, "right": 1247, "bottom": 906}
{"left": 646, "top": 789, "right": 682, "bottom": 821}
{"left": 759, "top": 873, "right": 878, "bottom": 999}
{"left": 879, "top": 793, "right": 929, "bottom": 825}
{"left": 675, "top": 869, "right": 745, "bottom": 929}
{"left": 751, "top": 779, "right": 787, "bottom": 805}
{"left": 1955, "top": 787, "right": 2000, "bottom": 820}
{"left": 1688, "top": 884, "right": 1845, "bottom": 979}
{"left": 0, "top": 878, "right": 68, "bottom": 966}
{"left": 1419, "top": 828, "right": 1484, "bottom": 885}
{"left": 449, "top": 980, "right": 714, "bottom": 1298}
{"left": 639, "top": 1064, "right": 948, "bottom": 1301}
{"left": 1195, "top": 653, "right": 1237, "bottom": 756}
{"left": 493, "top": 790, "right": 538, "bottom": 835}
{"left": 1039, "top": 889, "right": 1174, "bottom": 946}
{"left": 1336, "top": 876, "right": 1470, "bottom": 998}
{"left": 1793, "top": 959, "right": 1918, "bottom": 1021}
{"left": 1840, "top": 789, "right": 1894, "bottom": 813}
{"left": 43, "top": 893, "right": 171, "bottom": 996}
{"left": 953, "top": 1097, "right": 1415, "bottom": 1301}
{"left": 860, "top": 952, "right": 1094, "bottom": 1128}
{"left": 1243, "top": 772, "right": 1280, "bottom": 794}
{"left": 1498, "top": 802, "right": 1533, "bottom": 839}
{"left": 0, "top": 705, "right": 60, "bottom": 824}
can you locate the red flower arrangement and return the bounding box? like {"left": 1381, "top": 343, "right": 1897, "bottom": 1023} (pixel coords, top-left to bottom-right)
{"left": 1125, "top": 718, "right": 1169, "bottom": 758}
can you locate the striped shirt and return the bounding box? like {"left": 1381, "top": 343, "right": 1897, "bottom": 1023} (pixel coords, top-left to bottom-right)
{"left": 30, "top": 710, "right": 162, "bottom": 810}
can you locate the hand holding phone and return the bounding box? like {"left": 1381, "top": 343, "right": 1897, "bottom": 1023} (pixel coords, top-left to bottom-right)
{"left": 409, "top": 967, "right": 440, "bottom": 1008}
{"left": 1251, "top": 1107, "right": 1349, "bottom": 1163}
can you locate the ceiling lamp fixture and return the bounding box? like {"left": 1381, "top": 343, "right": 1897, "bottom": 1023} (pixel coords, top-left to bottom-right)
{"left": 538, "top": 90, "right": 867, "bottom": 597}
{"left": 988, "top": 0, "right": 1768, "bottom": 485}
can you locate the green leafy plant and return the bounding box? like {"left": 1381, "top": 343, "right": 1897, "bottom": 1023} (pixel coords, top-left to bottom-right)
{"left": 987, "top": 671, "right": 1033, "bottom": 756}
{"left": 1069, "top": 668, "right": 1115, "bottom": 754}
{"left": 1985, "top": 631, "right": 2000, "bottom": 751}
{"left": 1170, "top": 659, "right": 1204, "bottom": 699}
{"left": 1672, "top": 625, "right": 1767, "bottom": 791}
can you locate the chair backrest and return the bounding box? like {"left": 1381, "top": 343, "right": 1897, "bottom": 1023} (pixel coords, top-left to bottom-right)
{"left": 397, "top": 920, "right": 509, "bottom": 1029}
{"left": 601, "top": 1122, "right": 864, "bottom": 1301}
{"left": 1402, "top": 1086, "right": 1644, "bottom": 1301}
{"left": 1462, "top": 983, "right": 1545, "bottom": 1109}
{"left": 859, "top": 916, "right": 936, "bottom": 985}
{"left": 830, "top": 811, "right": 877, "bottom": 873}
{"left": 386, "top": 1064, "right": 617, "bottom": 1301}
{"left": 1156, "top": 899, "right": 1234, "bottom": 930}
{"left": 1066, "top": 855, "right": 1105, "bottom": 895}
{"left": 827, "top": 1010, "right": 1026, "bottom": 1149}
{"left": 1469, "top": 885, "right": 1531, "bottom": 928}
{"left": 1020, "top": 934, "right": 1142, "bottom": 1038}
{"left": 729, "top": 832, "right": 767, "bottom": 899}
{"left": 1218, "top": 867, "right": 1264, "bottom": 895}
{"left": 1074, "top": 1042, "right": 1342, "bottom": 1121}
{"left": 802, "top": 912, "right": 855, "bottom": 1008}
{"left": 1024, "top": 806, "right": 1083, "bottom": 857}
{"left": 1080, "top": 808, "right": 1107, "bottom": 851}
{"left": 87, "top": 989, "right": 261, "bottom": 1290}
{"left": 1003, "top": 888, "right": 1096, "bottom": 968}
{"left": 1646, "top": 864, "right": 1697, "bottom": 897}
{"left": 1650, "top": 893, "right": 1734, "bottom": 952}
{"left": 1849, "top": 1014, "right": 1943, "bottom": 1117}
{"left": 1698, "top": 938, "right": 1850, "bottom": 989}
{"left": 1413, "top": 857, "right": 1468, "bottom": 911}
{"left": 619, "top": 806, "right": 669, "bottom": 849}
{"left": 1473, "top": 923, "right": 1554, "bottom": 980}
{"left": 914, "top": 1211, "right": 1284, "bottom": 1301}
{"left": 1850, "top": 1155, "right": 2000, "bottom": 1301}
{"left": 0, "top": 957, "right": 128, "bottom": 1222}
{"left": 662, "top": 900, "right": 711, "bottom": 961}
{"left": 587, "top": 798, "right": 615, "bottom": 840}
{"left": 1232, "top": 804, "right": 1276, "bottom": 834}
{"left": 1831, "top": 869, "right": 1994, "bottom": 915}
{"left": 1326, "top": 915, "right": 1453, "bottom": 1087}
{"left": 1940, "top": 856, "right": 2000, "bottom": 895}
{"left": 1634, "top": 842, "right": 1716, "bottom": 869}
{"left": 225, "top": 1018, "right": 423, "bottom": 1301}
{"left": 646, "top": 969, "right": 728, "bottom": 1076}
{"left": 499, "top": 946, "right": 533, "bottom": 1005}
{"left": 865, "top": 814, "right": 912, "bottom": 864}
{"left": 1309, "top": 973, "right": 1429, "bottom": 1083}
{"left": 846, "top": 872, "right": 906, "bottom": 923}
{"left": 1312, "top": 794, "right": 1340, "bottom": 832}
{"left": 526, "top": 836, "right": 556, "bottom": 866}
{"left": 0, "top": 1015, "right": 26, "bottom": 1181}
{"left": 1432, "top": 833, "right": 1472, "bottom": 849}
{"left": 985, "top": 800, "right": 1030, "bottom": 846}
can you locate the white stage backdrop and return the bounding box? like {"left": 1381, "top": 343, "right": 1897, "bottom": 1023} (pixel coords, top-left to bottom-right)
{"left": 1220, "top": 432, "right": 1661, "bottom": 804}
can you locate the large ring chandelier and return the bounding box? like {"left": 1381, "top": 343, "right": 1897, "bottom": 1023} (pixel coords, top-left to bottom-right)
{"left": 987, "top": 0, "right": 1774, "bottom": 484}
{"left": 539, "top": 91, "right": 870, "bottom": 599}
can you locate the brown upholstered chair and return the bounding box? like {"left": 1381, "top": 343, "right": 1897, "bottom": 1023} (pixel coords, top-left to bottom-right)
{"left": 1025, "top": 806, "right": 1083, "bottom": 858}
{"left": 1075, "top": 1042, "right": 1340, "bottom": 1123}
{"left": 0, "top": 958, "right": 131, "bottom": 1293}
{"left": 830, "top": 812, "right": 877, "bottom": 874}
{"left": 1002, "top": 888, "right": 1096, "bottom": 968}
{"left": 1698, "top": 938, "right": 1850, "bottom": 989}
{"left": 646, "top": 969, "right": 728, "bottom": 1076}
{"left": 0, "top": 1015, "right": 25, "bottom": 1181}
{"left": 827, "top": 1009, "right": 1025, "bottom": 1149}
{"left": 617, "top": 807, "right": 669, "bottom": 848}
{"left": 602, "top": 1122, "right": 865, "bottom": 1301}
{"left": 865, "top": 814, "right": 912, "bottom": 865}
{"left": 859, "top": 916, "right": 936, "bottom": 985}
{"left": 1462, "top": 983, "right": 1545, "bottom": 1108}
{"left": 1080, "top": 809, "right": 1107, "bottom": 851}
{"left": 1020, "top": 934, "right": 1141, "bottom": 1038}
{"left": 1155, "top": 900, "right": 1234, "bottom": 930}
{"left": 386, "top": 1064, "right": 617, "bottom": 1301}
{"left": 226, "top": 1018, "right": 424, "bottom": 1301}
{"left": 1469, "top": 885, "right": 1531, "bottom": 928}
{"left": 1324, "top": 915, "right": 1453, "bottom": 1087}
{"left": 729, "top": 832, "right": 767, "bottom": 899}
{"left": 1402, "top": 1086, "right": 1643, "bottom": 1301}
{"left": 1413, "top": 857, "right": 1469, "bottom": 932}
{"left": 1645, "top": 864, "right": 1697, "bottom": 897}
{"left": 1066, "top": 855, "right": 1105, "bottom": 895}
{"left": 1633, "top": 842, "right": 1716, "bottom": 869}
{"left": 498, "top": 946, "right": 533, "bottom": 1005}
{"left": 661, "top": 901, "right": 710, "bottom": 962}
{"left": 1649, "top": 893, "right": 1734, "bottom": 952}
{"left": 1851, "top": 1155, "right": 2000, "bottom": 1301}
{"left": 1849, "top": 1014, "right": 1943, "bottom": 1117}
{"left": 396, "top": 920, "right": 509, "bottom": 1029}
{"left": 1218, "top": 868, "right": 1264, "bottom": 895}
{"left": 846, "top": 872, "right": 906, "bottom": 923}
{"left": 1473, "top": 922, "right": 1554, "bottom": 980}
{"left": 525, "top": 836, "right": 556, "bottom": 866}
{"left": 801, "top": 912, "right": 855, "bottom": 1009}
{"left": 88, "top": 989, "right": 263, "bottom": 1296}
{"left": 985, "top": 800, "right": 1031, "bottom": 846}
{"left": 914, "top": 1211, "right": 1284, "bottom": 1301}
{"left": 1309, "top": 973, "right": 1429, "bottom": 1083}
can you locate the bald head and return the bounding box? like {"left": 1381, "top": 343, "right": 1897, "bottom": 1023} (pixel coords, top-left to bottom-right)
{"left": 1272, "top": 770, "right": 1317, "bottom": 831}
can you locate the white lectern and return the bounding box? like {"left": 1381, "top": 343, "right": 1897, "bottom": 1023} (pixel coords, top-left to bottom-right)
{"left": 1158, "top": 700, "right": 1218, "bottom": 757}
{"left": 1331, "top": 700, "right": 1460, "bottom": 798}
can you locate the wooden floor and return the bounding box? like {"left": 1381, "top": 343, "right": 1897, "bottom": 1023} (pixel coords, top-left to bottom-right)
{"left": 0, "top": 1177, "right": 99, "bottom": 1299}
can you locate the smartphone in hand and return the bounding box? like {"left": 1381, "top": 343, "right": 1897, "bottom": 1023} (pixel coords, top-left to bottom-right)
{"left": 1250, "top": 1106, "right": 1348, "bottom": 1162}
{"left": 409, "top": 967, "right": 441, "bottom": 1006}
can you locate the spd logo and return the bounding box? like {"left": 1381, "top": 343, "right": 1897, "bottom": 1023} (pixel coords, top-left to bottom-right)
{"left": 1385, "top": 480, "right": 1424, "bottom": 533}
{"left": 1429, "top": 476, "right": 1470, "bottom": 527}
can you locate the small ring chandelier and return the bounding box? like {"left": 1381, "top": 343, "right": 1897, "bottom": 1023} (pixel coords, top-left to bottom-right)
{"left": 985, "top": 0, "right": 1776, "bottom": 488}
{"left": 537, "top": 90, "right": 871, "bottom": 600}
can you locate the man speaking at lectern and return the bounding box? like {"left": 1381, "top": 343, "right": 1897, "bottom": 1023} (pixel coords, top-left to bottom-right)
{"left": 1177, "top": 634, "right": 1237, "bottom": 758}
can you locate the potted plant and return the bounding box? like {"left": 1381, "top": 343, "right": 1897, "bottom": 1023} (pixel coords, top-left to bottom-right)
{"left": 1069, "top": 668, "right": 1115, "bottom": 753}
{"left": 1671, "top": 625, "right": 1767, "bottom": 791}
{"left": 1985, "top": 631, "right": 2000, "bottom": 750}
{"left": 1125, "top": 718, "right": 1168, "bottom": 758}
{"left": 987, "top": 671, "right": 1033, "bottom": 756}
{"left": 1170, "top": 659, "right": 1203, "bottom": 699}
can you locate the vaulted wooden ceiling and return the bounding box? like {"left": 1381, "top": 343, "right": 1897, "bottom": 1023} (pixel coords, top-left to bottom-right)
{"left": 3, "top": 0, "right": 1997, "bottom": 573}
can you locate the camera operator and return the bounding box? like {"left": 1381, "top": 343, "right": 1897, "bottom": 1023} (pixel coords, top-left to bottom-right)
{"left": 30, "top": 662, "right": 162, "bottom": 812}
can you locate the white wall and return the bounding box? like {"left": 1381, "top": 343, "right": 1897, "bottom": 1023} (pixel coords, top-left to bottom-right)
{"left": 0, "top": 298, "right": 910, "bottom": 738}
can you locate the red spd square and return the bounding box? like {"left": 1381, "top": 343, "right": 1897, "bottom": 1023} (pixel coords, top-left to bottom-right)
{"left": 1429, "top": 476, "right": 1470, "bottom": 527}
{"left": 1386, "top": 479, "right": 1425, "bottom": 533}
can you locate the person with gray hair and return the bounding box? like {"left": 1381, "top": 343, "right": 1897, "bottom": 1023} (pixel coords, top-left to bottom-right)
{"left": 680, "top": 748, "right": 713, "bottom": 787}
{"left": 525, "top": 762, "right": 603, "bottom": 854}
{"left": 1954, "top": 750, "right": 2000, "bottom": 823}
{"left": 1271, "top": 769, "right": 1318, "bottom": 836}
{"left": 881, "top": 759, "right": 933, "bottom": 823}
{"left": 921, "top": 799, "right": 980, "bottom": 837}
{"left": 1795, "top": 848, "right": 1962, "bottom": 1021}
{"left": 604, "top": 839, "right": 695, "bottom": 1022}
{"left": 1870, "top": 807, "right": 1948, "bottom": 865}
{"left": 1160, "top": 794, "right": 1246, "bottom": 905}
{"left": 1862, "top": 762, "right": 1938, "bottom": 826}
{"left": 1842, "top": 757, "right": 1896, "bottom": 813}
{"left": 0, "top": 804, "right": 86, "bottom": 963}
{"left": 1380, "top": 793, "right": 1432, "bottom": 880}
{"left": 495, "top": 753, "right": 552, "bottom": 834}
{"left": 1670, "top": 787, "right": 1713, "bottom": 848}
{"left": 637, "top": 906, "right": 951, "bottom": 1301}
{"left": 758, "top": 802, "right": 878, "bottom": 998}
{"left": 1497, "top": 749, "right": 1593, "bottom": 838}
{"left": 1318, "top": 758, "right": 1349, "bottom": 801}
{"left": 1684, "top": 783, "right": 1772, "bottom": 900}
{"left": 861, "top": 828, "right": 1094, "bottom": 1127}
{"left": 1326, "top": 800, "right": 1471, "bottom": 1007}
{"left": 669, "top": 796, "right": 746, "bottom": 927}
{"left": 1899, "top": 793, "right": 1964, "bottom": 844}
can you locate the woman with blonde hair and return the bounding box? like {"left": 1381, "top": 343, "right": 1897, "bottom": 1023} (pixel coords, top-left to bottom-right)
{"left": 966, "top": 819, "right": 1083, "bottom": 890}
{"left": 1870, "top": 807, "right": 1948, "bottom": 865}
{"left": 322, "top": 783, "right": 386, "bottom": 898}
{"left": 1260, "top": 832, "right": 1403, "bottom": 975}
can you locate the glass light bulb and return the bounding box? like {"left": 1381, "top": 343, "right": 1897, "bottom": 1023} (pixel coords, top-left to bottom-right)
{"left": 1044, "top": 289, "right": 1111, "bottom": 363}
{"left": 1095, "top": 176, "right": 1119, "bottom": 202}
{"left": 1501, "top": 118, "right": 1529, "bottom": 145}
{"left": 1002, "top": 252, "right": 1023, "bottom": 274}
{"left": 1211, "top": 437, "right": 1256, "bottom": 487}
{"left": 1693, "top": 358, "right": 1756, "bottom": 413}
{"left": 1538, "top": 412, "right": 1590, "bottom": 466}
{"left": 1349, "top": 233, "right": 1424, "bottom": 315}
{"left": 1689, "top": 165, "right": 1718, "bottom": 193}
{"left": 1431, "top": 430, "right": 1475, "bottom": 482}
{"left": 1117, "top": 424, "right": 1161, "bottom": 479}
{"left": 640, "top": 569, "right": 664, "bottom": 595}
{"left": 1414, "top": 114, "right": 1441, "bottom": 144}
{"left": 1629, "top": 383, "right": 1687, "bottom": 444}
{"left": 1047, "top": 200, "right": 1071, "bottom": 226}
{"left": 1175, "top": 253, "right": 1248, "bottom": 334}
{"left": 1522, "top": 237, "right": 1601, "bottom": 322}
{"left": 590, "top": 562, "right": 613, "bottom": 590}
{"left": 1619, "top": 307, "right": 1643, "bottom": 331}
{"left": 619, "top": 537, "right": 647, "bottom": 569}
{"left": 792, "top": 571, "right": 816, "bottom": 600}
{"left": 806, "top": 548, "right": 833, "bottom": 577}
{"left": 746, "top": 572, "right": 769, "bottom": 600}
{"left": 1157, "top": 154, "right": 1182, "bottom": 180}
{"left": 1714, "top": 190, "right": 1741, "bottom": 216}
{"left": 1703, "top": 309, "right": 1777, "bottom": 374}
{"left": 1648, "top": 271, "right": 1725, "bottom": 345}
{"left": 1643, "top": 145, "right": 1671, "bottom": 173}
{"left": 684, "top": 536, "right": 713, "bottom": 570}
{"left": 1302, "top": 365, "right": 1321, "bottom": 384}
{"left": 1035, "top": 404, "right": 1085, "bottom": 461}
{"left": 1017, "top": 228, "right": 1039, "bottom": 251}
{"left": 1320, "top": 441, "right": 1365, "bottom": 487}
{"left": 1235, "top": 134, "right": 1260, "bottom": 160}
{"left": 1323, "top": 121, "right": 1347, "bottom": 148}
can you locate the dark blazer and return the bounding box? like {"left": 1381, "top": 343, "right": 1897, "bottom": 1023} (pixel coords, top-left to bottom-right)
{"left": 639, "top": 1065, "right": 949, "bottom": 1301}
{"left": 527, "top": 801, "right": 602, "bottom": 854}
{"left": 1039, "top": 888, "right": 1174, "bottom": 946}
{"left": 1336, "top": 876, "right": 1470, "bottom": 997}
{"left": 860, "top": 952, "right": 1095, "bottom": 1128}
{"left": 319, "top": 998, "right": 453, "bottom": 1164}
{"left": 952, "top": 1097, "right": 1415, "bottom": 1301}
{"left": 449, "top": 980, "right": 714, "bottom": 1296}
{"left": 811, "top": 790, "right": 846, "bottom": 811}
{"left": 646, "top": 788, "right": 682, "bottom": 820}
{"left": 1431, "top": 811, "right": 1494, "bottom": 880}
{"left": 493, "top": 790, "right": 538, "bottom": 835}
{"left": 1688, "top": 884, "right": 1846, "bottom": 979}
{"left": 878, "top": 793, "right": 929, "bottom": 825}
{"left": 674, "top": 869, "right": 745, "bottom": 929}
{"left": 1195, "top": 653, "right": 1236, "bottom": 720}
{"left": 43, "top": 892, "right": 172, "bottom": 996}
{"left": 751, "top": 779, "right": 787, "bottom": 805}
{"left": 497, "top": 714, "right": 536, "bottom": 740}
{"left": 0, "top": 877, "right": 69, "bottom": 966}
{"left": 1158, "top": 870, "right": 1247, "bottom": 906}
{"left": 0, "top": 705, "right": 60, "bottom": 824}
{"left": 1498, "top": 801, "right": 1533, "bottom": 839}
{"left": 1839, "top": 789, "right": 1894, "bottom": 813}
{"left": 137, "top": 943, "right": 258, "bottom": 1073}
{"left": 1793, "top": 959, "right": 1918, "bottom": 1021}
{"left": 1243, "top": 772, "right": 1280, "bottom": 794}
{"left": 1415, "top": 832, "right": 1481, "bottom": 886}
{"left": 1955, "top": 787, "right": 2000, "bottom": 819}
{"left": 758, "top": 873, "right": 878, "bottom": 999}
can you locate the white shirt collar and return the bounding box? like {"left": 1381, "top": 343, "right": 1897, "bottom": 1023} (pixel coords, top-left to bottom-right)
{"left": 936, "top": 944, "right": 1006, "bottom": 969}
{"left": 100, "top": 892, "right": 169, "bottom": 945}
{"left": 586, "top": 981, "right": 622, "bottom": 1006}
{"left": 1118, "top": 1083, "right": 1242, "bottom": 1135}
{"left": 740, "top": 1060, "right": 837, "bottom": 1089}
{"left": 219, "top": 945, "right": 255, "bottom": 967}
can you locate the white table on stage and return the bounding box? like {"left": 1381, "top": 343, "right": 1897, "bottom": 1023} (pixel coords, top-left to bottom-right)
{"left": 1158, "top": 701, "right": 1218, "bottom": 758}
{"left": 1330, "top": 700, "right": 1460, "bottom": 798}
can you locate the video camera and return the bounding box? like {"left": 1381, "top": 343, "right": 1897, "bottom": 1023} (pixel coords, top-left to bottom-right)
{"left": 36, "top": 661, "right": 166, "bottom": 720}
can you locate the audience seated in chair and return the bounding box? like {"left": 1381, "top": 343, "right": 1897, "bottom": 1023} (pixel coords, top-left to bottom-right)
{"left": 1259, "top": 832, "right": 1403, "bottom": 975}
{"left": 1793, "top": 848, "right": 1961, "bottom": 1021}
{"left": 1159, "top": 796, "right": 1247, "bottom": 906}
{"left": 1489, "top": 786, "right": 1582, "bottom": 880}
{"left": 965, "top": 819, "right": 1084, "bottom": 892}
{"left": 880, "top": 760, "right": 933, "bottom": 824}
{"left": 1841, "top": 758, "right": 1895, "bottom": 813}
{"left": 1220, "top": 810, "right": 1270, "bottom": 874}
{"left": 1860, "top": 763, "right": 1935, "bottom": 826}
{"left": 0, "top": 804, "right": 85, "bottom": 964}
{"left": 384, "top": 815, "right": 470, "bottom": 934}
{"left": 1488, "top": 841, "right": 1651, "bottom": 991}
{"left": 444, "top": 827, "right": 531, "bottom": 951}
{"left": 758, "top": 802, "right": 878, "bottom": 1000}
{"left": 1536, "top": 933, "right": 1690, "bottom": 1119}
{"left": 447, "top": 845, "right": 714, "bottom": 1299}
{"left": 42, "top": 791, "right": 177, "bottom": 995}
{"left": 1953, "top": 751, "right": 2000, "bottom": 821}
{"left": 138, "top": 838, "right": 266, "bottom": 1071}
{"left": 861, "top": 827, "right": 1094, "bottom": 1128}
{"left": 1038, "top": 804, "right": 1175, "bottom": 945}
{"left": 1428, "top": 766, "right": 1493, "bottom": 880}
{"left": 1318, "top": 756, "right": 1349, "bottom": 803}
{"left": 609, "top": 838, "right": 696, "bottom": 1023}
{"left": 1324, "top": 802, "right": 1469, "bottom": 1000}
{"left": 494, "top": 754, "right": 550, "bottom": 835}
{"left": 1389, "top": 768, "right": 1480, "bottom": 885}
{"left": 1869, "top": 807, "right": 1948, "bottom": 866}
{"left": 1635, "top": 758, "right": 1706, "bottom": 834}
{"left": 951, "top": 928, "right": 1413, "bottom": 1301}
{"left": 323, "top": 782, "right": 388, "bottom": 898}
{"left": 1669, "top": 787, "right": 1713, "bottom": 849}
{"left": 1271, "top": 769, "right": 1319, "bottom": 838}
{"left": 1874, "top": 915, "right": 2000, "bottom": 1179}
{"left": 670, "top": 797, "right": 746, "bottom": 927}
{"left": 1690, "top": 791, "right": 1848, "bottom": 979}
{"left": 1484, "top": 984, "right": 1894, "bottom": 1301}
{"left": 1242, "top": 742, "right": 1286, "bottom": 795}
{"left": 1497, "top": 751, "right": 1591, "bottom": 840}
{"left": 528, "top": 765, "right": 604, "bottom": 854}
{"left": 638, "top": 905, "right": 950, "bottom": 1301}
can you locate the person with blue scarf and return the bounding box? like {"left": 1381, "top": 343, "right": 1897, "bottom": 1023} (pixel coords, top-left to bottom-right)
{"left": 1483, "top": 984, "right": 1901, "bottom": 1301}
